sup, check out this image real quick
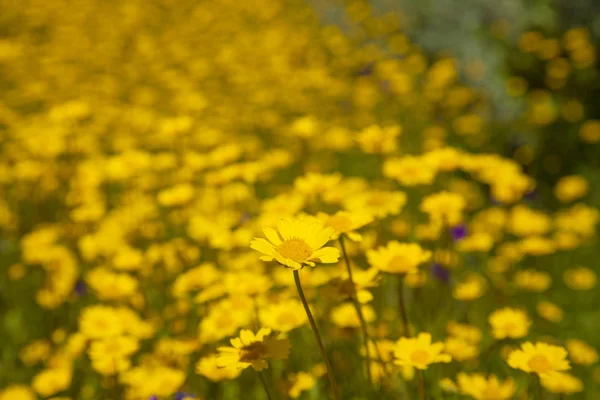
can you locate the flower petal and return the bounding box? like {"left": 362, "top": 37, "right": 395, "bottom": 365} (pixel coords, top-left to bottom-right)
{"left": 263, "top": 227, "right": 282, "bottom": 245}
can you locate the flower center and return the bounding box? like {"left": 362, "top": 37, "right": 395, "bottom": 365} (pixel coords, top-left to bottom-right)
{"left": 326, "top": 215, "right": 353, "bottom": 232}
{"left": 239, "top": 342, "right": 267, "bottom": 362}
{"left": 502, "top": 322, "right": 518, "bottom": 334}
{"left": 410, "top": 349, "right": 431, "bottom": 365}
{"left": 277, "top": 238, "right": 312, "bottom": 261}
{"left": 528, "top": 354, "right": 552, "bottom": 373}
{"left": 367, "top": 193, "right": 387, "bottom": 206}
{"left": 388, "top": 255, "right": 410, "bottom": 273}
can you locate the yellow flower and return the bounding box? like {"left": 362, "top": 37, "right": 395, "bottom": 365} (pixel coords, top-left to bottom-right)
{"left": 88, "top": 336, "right": 139, "bottom": 375}
{"left": 420, "top": 191, "right": 466, "bottom": 226}
{"left": 540, "top": 372, "right": 583, "bottom": 394}
{"left": 446, "top": 321, "right": 482, "bottom": 344}
{"left": 457, "top": 373, "right": 516, "bottom": 400}
{"left": 537, "top": 301, "right": 564, "bottom": 323}
{"left": 195, "top": 355, "right": 241, "bottom": 382}
{"left": 383, "top": 156, "right": 437, "bottom": 186}
{"left": 393, "top": 332, "right": 452, "bottom": 370}
{"left": 294, "top": 173, "right": 341, "bottom": 198}
{"left": 259, "top": 299, "right": 307, "bottom": 332}
{"left": 356, "top": 124, "right": 401, "bottom": 154}
{"left": 367, "top": 241, "right": 431, "bottom": 275}
{"left": 444, "top": 337, "right": 479, "bottom": 361}
{"left": 488, "top": 308, "right": 531, "bottom": 340}
{"left": 288, "top": 371, "right": 317, "bottom": 398}
{"left": 330, "top": 302, "right": 376, "bottom": 329}
{"left": 563, "top": 266, "right": 597, "bottom": 290}
{"left": 32, "top": 368, "right": 72, "bottom": 397}
{"left": 343, "top": 189, "right": 407, "bottom": 219}
{"left": 554, "top": 175, "right": 589, "bottom": 203}
{"left": 217, "top": 328, "right": 291, "bottom": 371}
{"left": 157, "top": 183, "right": 195, "bottom": 207}
{"left": 508, "top": 205, "right": 551, "bottom": 236}
{"left": 518, "top": 236, "right": 555, "bottom": 256}
{"left": 457, "top": 232, "right": 494, "bottom": 252}
{"left": 507, "top": 342, "right": 570, "bottom": 376}
{"left": 453, "top": 274, "right": 486, "bottom": 301}
{"left": 319, "top": 210, "right": 373, "bottom": 242}
{"left": 78, "top": 305, "right": 123, "bottom": 339}
{"left": 514, "top": 269, "right": 552, "bottom": 292}
{"left": 121, "top": 365, "right": 185, "bottom": 398}
{"left": 250, "top": 217, "right": 340, "bottom": 270}
{"left": 0, "top": 385, "right": 36, "bottom": 400}
{"left": 566, "top": 339, "right": 599, "bottom": 366}
{"left": 579, "top": 119, "right": 600, "bottom": 143}
{"left": 439, "top": 378, "right": 459, "bottom": 393}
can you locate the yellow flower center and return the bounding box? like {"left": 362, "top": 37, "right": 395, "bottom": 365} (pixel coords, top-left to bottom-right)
{"left": 326, "top": 215, "right": 353, "bottom": 232}
{"left": 502, "top": 322, "right": 518, "bottom": 335}
{"left": 410, "top": 349, "right": 431, "bottom": 365}
{"left": 240, "top": 342, "right": 267, "bottom": 362}
{"left": 528, "top": 354, "right": 552, "bottom": 373}
{"left": 367, "top": 193, "right": 387, "bottom": 206}
{"left": 388, "top": 255, "right": 410, "bottom": 273}
{"left": 277, "top": 238, "right": 312, "bottom": 261}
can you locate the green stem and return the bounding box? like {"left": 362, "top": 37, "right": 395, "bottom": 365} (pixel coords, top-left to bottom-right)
{"left": 293, "top": 270, "right": 341, "bottom": 400}
{"left": 418, "top": 369, "right": 428, "bottom": 400}
{"left": 258, "top": 370, "right": 273, "bottom": 400}
{"left": 397, "top": 276, "right": 411, "bottom": 337}
{"left": 339, "top": 236, "right": 373, "bottom": 386}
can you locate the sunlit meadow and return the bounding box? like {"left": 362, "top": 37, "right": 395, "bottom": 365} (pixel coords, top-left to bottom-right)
{"left": 0, "top": 0, "right": 599, "bottom": 399}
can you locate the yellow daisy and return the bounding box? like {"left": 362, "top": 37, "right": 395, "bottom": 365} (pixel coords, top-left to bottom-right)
{"left": 318, "top": 210, "right": 373, "bottom": 242}
{"left": 457, "top": 373, "right": 516, "bottom": 400}
{"left": 367, "top": 241, "right": 431, "bottom": 275}
{"left": 507, "top": 342, "right": 570, "bottom": 376}
{"left": 393, "top": 332, "right": 452, "bottom": 370}
{"left": 488, "top": 307, "right": 531, "bottom": 340}
{"left": 250, "top": 217, "right": 340, "bottom": 270}
{"left": 216, "top": 328, "right": 291, "bottom": 371}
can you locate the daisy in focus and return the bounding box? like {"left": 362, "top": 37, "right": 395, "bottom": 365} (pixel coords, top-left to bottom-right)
{"left": 250, "top": 217, "right": 340, "bottom": 270}
{"left": 217, "top": 328, "right": 291, "bottom": 371}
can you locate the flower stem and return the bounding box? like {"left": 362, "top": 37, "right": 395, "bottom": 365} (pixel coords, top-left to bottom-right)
{"left": 417, "top": 369, "right": 428, "bottom": 400}
{"left": 293, "top": 269, "right": 341, "bottom": 400}
{"left": 257, "top": 370, "right": 273, "bottom": 400}
{"left": 339, "top": 236, "right": 373, "bottom": 386}
{"left": 397, "top": 276, "right": 411, "bottom": 337}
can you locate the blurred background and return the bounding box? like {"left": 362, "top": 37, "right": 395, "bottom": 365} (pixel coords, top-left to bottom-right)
{"left": 0, "top": 0, "right": 599, "bottom": 399}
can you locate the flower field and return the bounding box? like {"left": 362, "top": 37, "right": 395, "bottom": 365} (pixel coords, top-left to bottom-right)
{"left": 0, "top": 0, "right": 599, "bottom": 399}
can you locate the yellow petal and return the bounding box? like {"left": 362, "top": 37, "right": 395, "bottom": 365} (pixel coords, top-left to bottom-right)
{"left": 263, "top": 227, "right": 282, "bottom": 245}
{"left": 278, "top": 219, "right": 292, "bottom": 240}
{"left": 250, "top": 238, "right": 276, "bottom": 256}
{"left": 310, "top": 247, "right": 340, "bottom": 263}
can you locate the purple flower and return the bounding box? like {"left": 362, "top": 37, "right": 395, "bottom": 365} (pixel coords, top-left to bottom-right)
{"left": 450, "top": 224, "right": 467, "bottom": 241}
{"left": 74, "top": 279, "right": 87, "bottom": 296}
{"left": 175, "top": 392, "right": 194, "bottom": 400}
{"left": 148, "top": 396, "right": 158, "bottom": 400}
{"left": 431, "top": 263, "right": 450, "bottom": 283}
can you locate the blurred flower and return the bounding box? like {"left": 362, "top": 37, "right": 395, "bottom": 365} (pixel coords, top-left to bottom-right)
{"left": 488, "top": 308, "right": 531, "bottom": 340}
{"left": 507, "top": 342, "right": 570, "bottom": 376}
{"left": 394, "top": 333, "right": 451, "bottom": 370}
{"left": 457, "top": 373, "right": 516, "bottom": 400}
{"left": 367, "top": 241, "right": 431, "bottom": 275}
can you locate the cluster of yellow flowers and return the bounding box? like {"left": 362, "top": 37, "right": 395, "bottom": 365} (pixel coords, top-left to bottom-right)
{"left": 0, "top": 0, "right": 599, "bottom": 399}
